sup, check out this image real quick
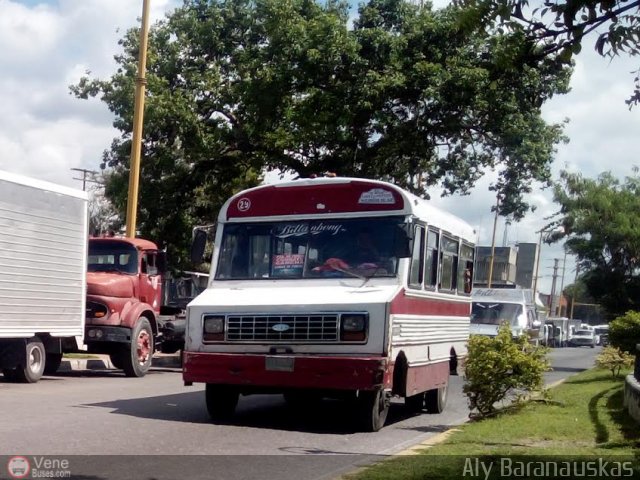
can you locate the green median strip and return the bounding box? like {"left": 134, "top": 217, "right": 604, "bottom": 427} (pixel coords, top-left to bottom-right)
{"left": 346, "top": 368, "right": 639, "bottom": 480}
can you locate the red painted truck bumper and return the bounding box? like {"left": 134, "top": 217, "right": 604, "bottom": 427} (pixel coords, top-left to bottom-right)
{"left": 183, "top": 352, "right": 390, "bottom": 391}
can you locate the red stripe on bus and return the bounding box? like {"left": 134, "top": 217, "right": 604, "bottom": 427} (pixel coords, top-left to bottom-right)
{"left": 390, "top": 289, "right": 471, "bottom": 316}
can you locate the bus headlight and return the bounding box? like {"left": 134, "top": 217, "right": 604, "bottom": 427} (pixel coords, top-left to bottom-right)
{"left": 203, "top": 315, "right": 225, "bottom": 342}
{"left": 340, "top": 313, "right": 368, "bottom": 342}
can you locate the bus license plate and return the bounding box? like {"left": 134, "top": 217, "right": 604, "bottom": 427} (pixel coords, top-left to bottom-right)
{"left": 265, "top": 356, "right": 294, "bottom": 372}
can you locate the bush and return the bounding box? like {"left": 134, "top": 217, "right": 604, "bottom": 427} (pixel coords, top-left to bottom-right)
{"left": 463, "top": 324, "right": 550, "bottom": 418}
{"left": 595, "top": 346, "right": 635, "bottom": 378}
{"left": 609, "top": 311, "right": 640, "bottom": 354}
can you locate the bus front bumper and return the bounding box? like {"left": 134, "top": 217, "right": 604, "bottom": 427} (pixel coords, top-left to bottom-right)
{"left": 182, "top": 352, "right": 389, "bottom": 391}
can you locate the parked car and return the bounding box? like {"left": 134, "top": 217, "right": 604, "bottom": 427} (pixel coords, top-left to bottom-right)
{"left": 569, "top": 329, "right": 596, "bottom": 348}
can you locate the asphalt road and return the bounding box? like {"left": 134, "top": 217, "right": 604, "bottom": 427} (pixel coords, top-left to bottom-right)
{"left": 0, "top": 346, "right": 600, "bottom": 480}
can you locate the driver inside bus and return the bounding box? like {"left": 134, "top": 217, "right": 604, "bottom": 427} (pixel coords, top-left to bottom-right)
{"left": 346, "top": 229, "right": 380, "bottom": 267}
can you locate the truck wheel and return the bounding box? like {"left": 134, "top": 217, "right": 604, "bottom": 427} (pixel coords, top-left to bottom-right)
{"left": 357, "top": 388, "right": 390, "bottom": 432}
{"left": 121, "top": 317, "right": 154, "bottom": 378}
{"left": 14, "top": 338, "right": 46, "bottom": 383}
{"left": 206, "top": 384, "right": 239, "bottom": 421}
{"left": 425, "top": 380, "right": 448, "bottom": 414}
{"left": 44, "top": 353, "right": 63, "bottom": 375}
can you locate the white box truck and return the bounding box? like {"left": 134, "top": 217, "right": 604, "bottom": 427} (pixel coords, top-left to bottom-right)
{"left": 0, "top": 170, "right": 88, "bottom": 383}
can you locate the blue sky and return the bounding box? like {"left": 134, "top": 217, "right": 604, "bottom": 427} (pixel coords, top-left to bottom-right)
{"left": 1, "top": 0, "right": 639, "bottom": 295}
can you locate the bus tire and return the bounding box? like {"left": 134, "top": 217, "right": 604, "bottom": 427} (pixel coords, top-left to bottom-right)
{"left": 206, "top": 384, "right": 239, "bottom": 421}
{"left": 425, "top": 381, "right": 448, "bottom": 414}
{"left": 357, "top": 389, "right": 390, "bottom": 432}
{"left": 121, "top": 317, "right": 154, "bottom": 377}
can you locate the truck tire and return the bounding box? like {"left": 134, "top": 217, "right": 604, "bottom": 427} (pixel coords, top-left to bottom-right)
{"left": 44, "top": 353, "right": 63, "bottom": 375}
{"left": 120, "top": 317, "right": 154, "bottom": 378}
{"left": 425, "top": 380, "right": 448, "bottom": 414}
{"left": 357, "top": 388, "right": 390, "bottom": 432}
{"left": 206, "top": 384, "right": 239, "bottom": 421}
{"left": 14, "top": 338, "right": 46, "bottom": 383}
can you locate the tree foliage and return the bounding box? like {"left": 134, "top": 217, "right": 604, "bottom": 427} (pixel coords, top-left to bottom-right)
{"left": 464, "top": 324, "right": 550, "bottom": 417}
{"left": 596, "top": 345, "right": 635, "bottom": 377}
{"left": 453, "top": 0, "right": 640, "bottom": 105}
{"left": 71, "top": 0, "right": 571, "bottom": 268}
{"left": 551, "top": 170, "right": 640, "bottom": 317}
{"left": 609, "top": 310, "right": 640, "bottom": 354}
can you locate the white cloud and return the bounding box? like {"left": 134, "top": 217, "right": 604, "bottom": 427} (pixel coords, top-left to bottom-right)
{"left": 1, "top": 0, "right": 638, "bottom": 296}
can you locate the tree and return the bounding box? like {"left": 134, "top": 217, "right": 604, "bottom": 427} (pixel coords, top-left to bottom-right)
{"left": 71, "top": 0, "right": 571, "bottom": 267}
{"left": 453, "top": 0, "right": 640, "bottom": 105}
{"left": 464, "top": 324, "right": 550, "bottom": 417}
{"left": 551, "top": 170, "right": 640, "bottom": 317}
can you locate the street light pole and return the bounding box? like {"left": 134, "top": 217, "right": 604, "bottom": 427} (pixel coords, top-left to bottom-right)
{"left": 125, "top": 0, "right": 151, "bottom": 238}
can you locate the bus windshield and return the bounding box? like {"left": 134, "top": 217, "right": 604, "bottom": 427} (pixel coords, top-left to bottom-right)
{"left": 471, "top": 302, "right": 523, "bottom": 326}
{"left": 216, "top": 217, "right": 404, "bottom": 280}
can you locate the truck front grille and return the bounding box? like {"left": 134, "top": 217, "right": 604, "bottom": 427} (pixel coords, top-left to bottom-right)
{"left": 226, "top": 314, "right": 339, "bottom": 342}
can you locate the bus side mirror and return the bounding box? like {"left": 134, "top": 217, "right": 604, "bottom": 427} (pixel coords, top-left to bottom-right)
{"left": 191, "top": 229, "right": 208, "bottom": 265}
{"left": 394, "top": 224, "right": 412, "bottom": 258}
{"left": 157, "top": 251, "right": 167, "bottom": 274}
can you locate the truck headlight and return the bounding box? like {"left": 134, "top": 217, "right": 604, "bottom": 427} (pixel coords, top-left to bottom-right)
{"left": 340, "top": 313, "right": 368, "bottom": 342}
{"left": 203, "top": 315, "right": 225, "bottom": 342}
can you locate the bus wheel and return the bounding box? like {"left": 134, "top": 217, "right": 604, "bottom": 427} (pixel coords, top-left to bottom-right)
{"left": 206, "top": 384, "right": 239, "bottom": 421}
{"left": 425, "top": 381, "right": 448, "bottom": 414}
{"left": 357, "top": 388, "right": 390, "bottom": 432}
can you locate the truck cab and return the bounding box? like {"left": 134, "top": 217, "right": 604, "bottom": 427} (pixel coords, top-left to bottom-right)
{"left": 84, "top": 236, "right": 180, "bottom": 377}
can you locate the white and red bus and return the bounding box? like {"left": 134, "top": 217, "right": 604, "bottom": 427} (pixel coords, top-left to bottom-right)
{"left": 184, "top": 177, "right": 475, "bottom": 431}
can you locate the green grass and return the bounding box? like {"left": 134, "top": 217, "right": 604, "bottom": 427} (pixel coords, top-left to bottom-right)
{"left": 347, "top": 368, "right": 640, "bottom": 480}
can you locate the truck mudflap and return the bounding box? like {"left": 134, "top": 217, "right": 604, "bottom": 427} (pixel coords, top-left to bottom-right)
{"left": 183, "top": 352, "right": 390, "bottom": 391}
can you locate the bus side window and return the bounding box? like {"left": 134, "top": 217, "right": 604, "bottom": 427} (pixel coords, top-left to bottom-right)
{"left": 439, "top": 235, "right": 459, "bottom": 292}
{"left": 424, "top": 229, "right": 439, "bottom": 290}
{"left": 457, "top": 243, "right": 474, "bottom": 295}
{"left": 408, "top": 225, "right": 425, "bottom": 289}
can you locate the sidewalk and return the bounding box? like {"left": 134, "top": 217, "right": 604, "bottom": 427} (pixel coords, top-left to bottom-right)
{"left": 58, "top": 352, "right": 182, "bottom": 372}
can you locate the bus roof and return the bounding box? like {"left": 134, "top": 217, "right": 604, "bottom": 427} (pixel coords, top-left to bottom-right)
{"left": 218, "top": 177, "right": 476, "bottom": 242}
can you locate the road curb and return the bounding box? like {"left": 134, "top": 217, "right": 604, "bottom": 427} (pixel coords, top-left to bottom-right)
{"left": 58, "top": 353, "right": 181, "bottom": 372}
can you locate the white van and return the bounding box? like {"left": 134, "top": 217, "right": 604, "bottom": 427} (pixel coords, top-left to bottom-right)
{"left": 470, "top": 288, "right": 542, "bottom": 343}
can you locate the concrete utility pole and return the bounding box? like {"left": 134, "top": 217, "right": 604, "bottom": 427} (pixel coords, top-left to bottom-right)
{"left": 487, "top": 196, "right": 500, "bottom": 288}
{"left": 549, "top": 258, "right": 560, "bottom": 316}
{"left": 125, "top": 0, "right": 151, "bottom": 238}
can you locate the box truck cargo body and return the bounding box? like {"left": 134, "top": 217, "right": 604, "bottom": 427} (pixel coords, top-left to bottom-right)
{"left": 0, "top": 170, "right": 88, "bottom": 383}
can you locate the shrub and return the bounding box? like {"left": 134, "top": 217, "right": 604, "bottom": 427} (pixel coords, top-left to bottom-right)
{"left": 595, "top": 346, "right": 635, "bottom": 378}
{"left": 463, "top": 324, "right": 550, "bottom": 418}
{"left": 609, "top": 311, "right": 640, "bottom": 354}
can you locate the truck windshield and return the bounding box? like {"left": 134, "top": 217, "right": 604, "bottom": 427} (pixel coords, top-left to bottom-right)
{"left": 216, "top": 217, "right": 403, "bottom": 280}
{"left": 471, "top": 302, "right": 523, "bottom": 326}
{"left": 88, "top": 241, "right": 138, "bottom": 275}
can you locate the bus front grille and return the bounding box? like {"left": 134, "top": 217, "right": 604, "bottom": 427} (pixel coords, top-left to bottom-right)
{"left": 226, "top": 314, "right": 339, "bottom": 342}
